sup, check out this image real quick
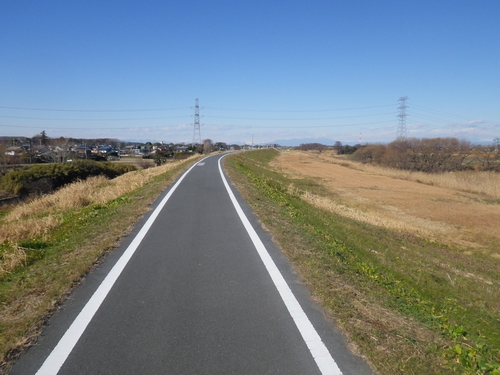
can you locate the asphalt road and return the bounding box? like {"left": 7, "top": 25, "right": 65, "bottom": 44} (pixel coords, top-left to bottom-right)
{"left": 10, "top": 154, "right": 374, "bottom": 375}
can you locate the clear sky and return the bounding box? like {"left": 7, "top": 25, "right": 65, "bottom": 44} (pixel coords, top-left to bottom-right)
{"left": 1, "top": 1, "right": 499, "bottom": 145}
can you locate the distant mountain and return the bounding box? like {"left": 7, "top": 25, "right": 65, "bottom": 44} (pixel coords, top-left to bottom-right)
{"left": 271, "top": 137, "right": 336, "bottom": 147}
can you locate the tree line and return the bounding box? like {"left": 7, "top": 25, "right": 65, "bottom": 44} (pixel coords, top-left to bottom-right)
{"left": 351, "top": 138, "right": 500, "bottom": 172}
{"left": 295, "top": 142, "right": 360, "bottom": 154}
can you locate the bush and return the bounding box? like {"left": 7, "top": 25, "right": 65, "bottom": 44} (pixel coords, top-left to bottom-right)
{"left": 173, "top": 152, "right": 189, "bottom": 160}
{"left": 0, "top": 161, "right": 136, "bottom": 196}
{"left": 351, "top": 138, "right": 474, "bottom": 173}
{"left": 153, "top": 150, "right": 172, "bottom": 166}
{"left": 473, "top": 146, "right": 500, "bottom": 171}
{"left": 350, "top": 144, "right": 386, "bottom": 163}
{"left": 295, "top": 143, "right": 327, "bottom": 152}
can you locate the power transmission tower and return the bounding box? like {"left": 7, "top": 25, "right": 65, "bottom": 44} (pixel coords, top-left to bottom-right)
{"left": 494, "top": 137, "right": 500, "bottom": 151}
{"left": 396, "top": 96, "right": 408, "bottom": 140}
{"left": 192, "top": 98, "right": 202, "bottom": 149}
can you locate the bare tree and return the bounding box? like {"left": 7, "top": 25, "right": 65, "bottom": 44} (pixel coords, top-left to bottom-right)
{"left": 352, "top": 138, "right": 473, "bottom": 172}
{"left": 475, "top": 145, "right": 500, "bottom": 171}
{"left": 296, "top": 143, "right": 327, "bottom": 152}
{"left": 203, "top": 139, "right": 213, "bottom": 154}
{"left": 51, "top": 137, "right": 74, "bottom": 163}
{"left": 333, "top": 141, "right": 343, "bottom": 155}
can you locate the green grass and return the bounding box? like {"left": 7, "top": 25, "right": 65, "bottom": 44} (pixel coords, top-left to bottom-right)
{"left": 224, "top": 149, "right": 500, "bottom": 375}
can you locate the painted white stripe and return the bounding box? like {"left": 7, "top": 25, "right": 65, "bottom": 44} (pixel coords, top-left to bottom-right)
{"left": 36, "top": 158, "right": 206, "bottom": 375}
{"left": 218, "top": 155, "right": 343, "bottom": 375}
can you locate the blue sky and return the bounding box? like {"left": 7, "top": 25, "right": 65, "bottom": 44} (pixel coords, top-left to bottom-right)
{"left": 1, "top": 1, "right": 499, "bottom": 145}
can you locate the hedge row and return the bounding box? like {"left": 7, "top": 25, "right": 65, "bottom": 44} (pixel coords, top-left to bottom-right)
{"left": 0, "top": 161, "right": 136, "bottom": 196}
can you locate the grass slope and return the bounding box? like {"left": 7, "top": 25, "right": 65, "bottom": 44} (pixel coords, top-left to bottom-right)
{"left": 224, "top": 149, "right": 500, "bottom": 375}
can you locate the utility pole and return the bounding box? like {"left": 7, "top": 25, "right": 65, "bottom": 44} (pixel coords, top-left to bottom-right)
{"left": 192, "top": 98, "right": 202, "bottom": 150}
{"left": 28, "top": 138, "right": 32, "bottom": 164}
{"left": 396, "top": 96, "right": 408, "bottom": 140}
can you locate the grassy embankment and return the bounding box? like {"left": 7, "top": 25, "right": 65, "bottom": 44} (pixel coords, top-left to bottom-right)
{"left": 224, "top": 149, "right": 500, "bottom": 375}
{"left": 0, "top": 155, "right": 202, "bottom": 374}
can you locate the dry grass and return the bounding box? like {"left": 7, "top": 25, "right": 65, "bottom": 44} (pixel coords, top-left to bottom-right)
{"left": 0, "top": 245, "right": 26, "bottom": 276}
{"left": 5, "top": 160, "right": 185, "bottom": 223}
{"left": 0, "top": 159, "right": 199, "bottom": 276}
{"left": 297, "top": 189, "right": 434, "bottom": 238}
{"left": 318, "top": 151, "right": 500, "bottom": 199}
{"left": 272, "top": 151, "right": 500, "bottom": 252}
{"left": 0, "top": 216, "right": 62, "bottom": 245}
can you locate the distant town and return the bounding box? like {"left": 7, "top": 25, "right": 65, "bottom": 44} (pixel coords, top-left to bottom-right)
{"left": 1, "top": 131, "right": 364, "bottom": 167}
{"left": 0, "top": 131, "right": 243, "bottom": 166}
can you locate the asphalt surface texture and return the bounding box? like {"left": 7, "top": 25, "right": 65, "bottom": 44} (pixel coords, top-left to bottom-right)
{"left": 10, "top": 153, "right": 375, "bottom": 375}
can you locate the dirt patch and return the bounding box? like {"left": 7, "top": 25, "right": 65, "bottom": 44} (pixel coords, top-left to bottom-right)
{"left": 271, "top": 151, "right": 500, "bottom": 254}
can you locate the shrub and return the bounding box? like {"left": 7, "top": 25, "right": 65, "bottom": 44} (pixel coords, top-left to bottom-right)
{"left": 473, "top": 145, "right": 500, "bottom": 171}
{"left": 351, "top": 138, "right": 474, "bottom": 173}
{"left": 0, "top": 161, "right": 136, "bottom": 196}
{"left": 295, "top": 143, "right": 327, "bottom": 152}
{"left": 350, "top": 144, "right": 386, "bottom": 163}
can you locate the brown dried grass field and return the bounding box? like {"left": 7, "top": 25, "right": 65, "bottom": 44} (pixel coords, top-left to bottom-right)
{"left": 272, "top": 150, "right": 500, "bottom": 255}
{"left": 0, "top": 159, "right": 196, "bottom": 275}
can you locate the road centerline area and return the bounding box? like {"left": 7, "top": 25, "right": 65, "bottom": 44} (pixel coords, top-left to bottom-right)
{"left": 11, "top": 153, "right": 372, "bottom": 375}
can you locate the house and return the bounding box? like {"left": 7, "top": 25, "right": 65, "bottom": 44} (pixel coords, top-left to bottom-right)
{"left": 4, "top": 147, "right": 21, "bottom": 156}
{"left": 75, "top": 145, "right": 92, "bottom": 158}
{"left": 124, "top": 145, "right": 142, "bottom": 155}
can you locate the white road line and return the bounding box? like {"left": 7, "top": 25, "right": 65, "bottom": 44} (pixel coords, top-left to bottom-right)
{"left": 35, "top": 158, "right": 206, "bottom": 375}
{"left": 218, "top": 155, "right": 343, "bottom": 375}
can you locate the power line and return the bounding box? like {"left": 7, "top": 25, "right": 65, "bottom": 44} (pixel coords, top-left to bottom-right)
{"left": 203, "top": 120, "right": 395, "bottom": 129}
{"left": 0, "top": 123, "right": 186, "bottom": 130}
{"left": 0, "top": 104, "right": 394, "bottom": 113}
{"left": 0, "top": 119, "right": 395, "bottom": 131}
{"left": 411, "top": 104, "right": 474, "bottom": 120}
{"left": 0, "top": 112, "right": 395, "bottom": 122}
{"left": 0, "top": 115, "right": 188, "bottom": 121}
{"left": 409, "top": 112, "right": 497, "bottom": 127}
{"left": 205, "top": 111, "right": 396, "bottom": 121}
{"left": 203, "top": 104, "right": 395, "bottom": 112}
{"left": 408, "top": 112, "right": 458, "bottom": 124}
{"left": 0, "top": 105, "right": 190, "bottom": 112}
